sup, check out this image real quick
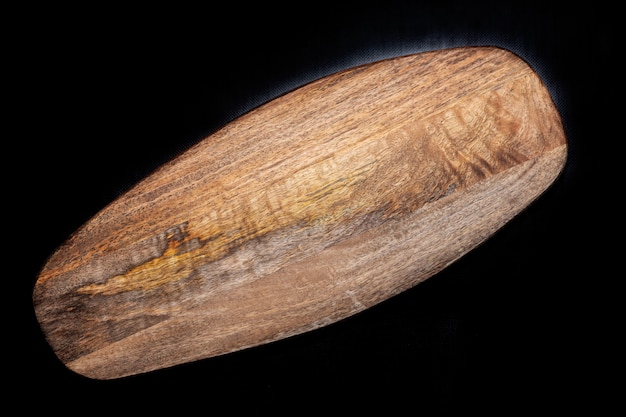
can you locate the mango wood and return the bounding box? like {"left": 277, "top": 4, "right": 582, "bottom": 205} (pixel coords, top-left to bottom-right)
{"left": 33, "top": 46, "right": 567, "bottom": 379}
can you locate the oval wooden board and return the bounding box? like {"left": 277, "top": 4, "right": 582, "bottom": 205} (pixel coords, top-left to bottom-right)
{"left": 33, "top": 46, "right": 567, "bottom": 379}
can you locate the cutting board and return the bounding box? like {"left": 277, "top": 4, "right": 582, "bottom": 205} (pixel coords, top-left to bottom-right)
{"left": 33, "top": 46, "right": 567, "bottom": 379}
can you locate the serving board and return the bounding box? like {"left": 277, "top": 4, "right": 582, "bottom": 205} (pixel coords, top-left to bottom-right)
{"left": 33, "top": 46, "right": 567, "bottom": 379}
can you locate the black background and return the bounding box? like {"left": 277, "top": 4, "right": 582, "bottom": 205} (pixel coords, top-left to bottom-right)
{"left": 12, "top": 1, "right": 617, "bottom": 413}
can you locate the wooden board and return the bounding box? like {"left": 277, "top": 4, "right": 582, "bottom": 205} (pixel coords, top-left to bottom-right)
{"left": 33, "top": 46, "right": 567, "bottom": 379}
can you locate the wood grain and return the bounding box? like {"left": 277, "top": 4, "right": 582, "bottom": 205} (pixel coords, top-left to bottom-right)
{"left": 33, "top": 46, "right": 567, "bottom": 379}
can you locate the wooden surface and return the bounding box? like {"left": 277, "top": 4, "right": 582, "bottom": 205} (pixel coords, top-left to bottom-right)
{"left": 33, "top": 46, "right": 567, "bottom": 379}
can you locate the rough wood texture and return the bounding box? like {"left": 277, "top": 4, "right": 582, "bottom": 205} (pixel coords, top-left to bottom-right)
{"left": 33, "top": 46, "right": 567, "bottom": 379}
